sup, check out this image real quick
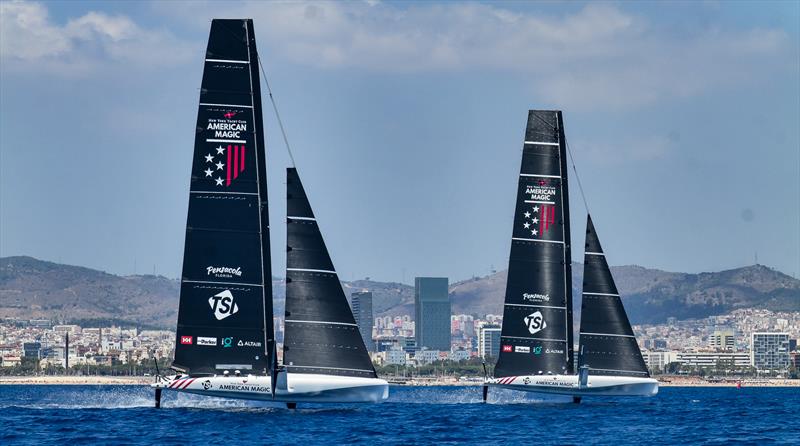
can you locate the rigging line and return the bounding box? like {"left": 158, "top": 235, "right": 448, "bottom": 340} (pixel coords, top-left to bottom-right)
{"left": 256, "top": 54, "right": 296, "bottom": 167}
{"left": 564, "top": 137, "right": 590, "bottom": 214}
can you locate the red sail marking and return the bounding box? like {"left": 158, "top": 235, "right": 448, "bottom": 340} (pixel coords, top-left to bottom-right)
{"left": 240, "top": 146, "right": 245, "bottom": 173}
{"left": 226, "top": 145, "right": 232, "bottom": 186}
{"left": 549, "top": 205, "right": 555, "bottom": 230}
{"left": 233, "top": 146, "right": 239, "bottom": 180}
{"left": 180, "top": 378, "right": 196, "bottom": 389}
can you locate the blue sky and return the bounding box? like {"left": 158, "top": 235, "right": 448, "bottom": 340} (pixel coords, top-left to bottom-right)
{"left": 1, "top": 0, "right": 798, "bottom": 282}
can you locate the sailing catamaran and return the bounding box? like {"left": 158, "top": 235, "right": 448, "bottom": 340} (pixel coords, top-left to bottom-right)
{"left": 151, "top": 19, "right": 388, "bottom": 408}
{"left": 484, "top": 110, "right": 657, "bottom": 402}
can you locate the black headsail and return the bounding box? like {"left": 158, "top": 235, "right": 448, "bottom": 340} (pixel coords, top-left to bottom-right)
{"left": 283, "top": 168, "right": 377, "bottom": 378}
{"left": 173, "top": 19, "right": 274, "bottom": 376}
{"left": 494, "top": 110, "right": 574, "bottom": 378}
{"left": 578, "top": 215, "right": 649, "bottom": 377}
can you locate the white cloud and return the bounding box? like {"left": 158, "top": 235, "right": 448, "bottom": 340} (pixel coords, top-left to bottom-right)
{"left": 153, "top": 1, "right": 794, "bottom": 111}
{"left": 0, "top": 1, "right": 193, "bottom": 76}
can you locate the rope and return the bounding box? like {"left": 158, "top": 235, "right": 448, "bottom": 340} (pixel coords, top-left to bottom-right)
{"left": 565, "top": 137, "right": 590, "bottom": 214}
{"left": 257, "top": 54, "right": 296, "bottom": 167}
{"left": 529, "top": 111, "right": 590, "bottom": 213}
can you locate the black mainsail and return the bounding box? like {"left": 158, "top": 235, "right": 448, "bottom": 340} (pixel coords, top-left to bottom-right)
{"left": 494, "top": 110, "right": 574, "bottom": 378}
{"left": 577, "top": 215, "right": 649, "bottom": 377}
{"left": 283, "top": 168, "right": 377, "bottom": 378}
{"left": 173, "top": 19, "right": 274, "bottom": 376}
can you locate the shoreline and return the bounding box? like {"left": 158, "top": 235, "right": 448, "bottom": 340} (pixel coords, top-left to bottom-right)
{"left": 1, "top": 376, "right": 798, "bottom": 387}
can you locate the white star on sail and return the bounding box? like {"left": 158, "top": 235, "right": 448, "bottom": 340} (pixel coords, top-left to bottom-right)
{"left": 533, "top": 206, "right": 539, "bottom": 213}
{"left": 524, "top": 211, "right": 531, "bottom": 218}
{"left": 205, "top": 154, "right": 214, "bottom": 163}
{"left": 523, "top": 222, "right": 530, "bottom": 229}
{"left": 532, "top": 229, "right": 538, "bottom": 236}
{"left": 204, "top": 168, "right": 213, "bottom": 177}
{"left": 216, "top": 161, "right": 224, "bottom": 170}
{"left": 532, "top": 217, "right": 539, "bottom": 224}
{"left": 216, "top": 145, "right": 225, "bottom": 155}
{"left": 215, "top": 177, "right": 224, "bottom": 186}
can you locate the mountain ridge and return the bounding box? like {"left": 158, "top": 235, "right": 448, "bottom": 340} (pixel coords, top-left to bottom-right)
{"left": 1, "top": 256, "right": 797, "bottom": 329}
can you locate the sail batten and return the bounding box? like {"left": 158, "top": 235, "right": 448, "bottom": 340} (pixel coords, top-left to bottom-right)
{"left": 578, "top": 214, "right": 649, "bottom": 377}
{"left": 494, "top": 110, "right": 574, "bottom": 377}
{"left": 283, "top": 168, "right": 377, "bottom": 378}
{"left": 172, "top": 19, "right": 272, "bottom": 376}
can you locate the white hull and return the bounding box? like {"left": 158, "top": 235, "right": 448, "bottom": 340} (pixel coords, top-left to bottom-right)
{"left": 152, "top": 371, "right": 389, "bottom": 404}
{"left": 488, "top": 374, "right": 658, "bottom": 397}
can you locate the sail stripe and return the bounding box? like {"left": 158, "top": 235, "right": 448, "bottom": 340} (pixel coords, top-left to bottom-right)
{"left": 285, "top": 320, "right": 358, "bottom": 327}
{"left": 190, "top": 190, "right": 258, "bottom": 196}
{"left": 511, "top": 237, "right": 564, "bottom": 244}
{"left": 524, "top": 200, "right": 555, "bottom": 204}
{"left": 287, "top": 216, "right": 316, "bottom": 221}
{"left": 205, "top": 58, "right": 249, "bottom": 64}
{"left": 240, "top": 146, "right": 245, "bottom": 172}
{"left": 583, "top": 292, "right": 620, "bottom": 297}
{"left": 585, "top": 252, "right": 604, "bottom": 255}
{"left": 504, "top": 303, "right": 566, "bottom": 310}
{"left": 183, "top": 280, "right": 262, "bottom": 287}
{"left": 580, "top": 332, "right": 635, "bottom": 338}
{"left": 520, "top": 173, "right": 561, "bottom": 178}
{"left": 286, "top": 267, "right": 336, "bottom": 274}
{"left": 524, "top": 141, "right": 559, "bottom": 146}
{"left": 206, "top": 138, "right": 247, "bottom": 144}
{"left": 199, "top": 103, "right": 253, "bottom": 108}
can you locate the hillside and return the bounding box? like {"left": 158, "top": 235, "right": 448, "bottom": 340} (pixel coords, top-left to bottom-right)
{"left": 1, "top": 256, "right": 798, "bottom": 328}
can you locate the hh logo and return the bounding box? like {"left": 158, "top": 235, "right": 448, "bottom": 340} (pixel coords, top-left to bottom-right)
{"left": 502, "top": 345, "right": 513, "bottom": 353}
{"left": 180, "top": 336, "right": 193, "bottom": 345}
{"left": 209, "top": 290, "right": 239, "bottom": 320}
{"left": 524, "top": 311, "right": 547, "bottom": 335}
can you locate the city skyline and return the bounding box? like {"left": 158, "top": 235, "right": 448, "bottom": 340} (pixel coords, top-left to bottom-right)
{"left": 1, "top": 1, "right": 798, "bottom": 284}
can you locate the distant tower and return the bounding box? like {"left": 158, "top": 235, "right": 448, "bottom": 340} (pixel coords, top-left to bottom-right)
{"left": 351, "top": 291, "right": 375, "bottom": 352}
{"left": 414, "top": 277, "right": 451, "bottom": 351}
{"left": 65, "top": 333, "right": 69, "bottom": 371}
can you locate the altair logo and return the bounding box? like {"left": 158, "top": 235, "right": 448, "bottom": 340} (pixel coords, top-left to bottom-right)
{"left": 524, "top": 311, "right": 547, "bottom": 335}
{"left": 208, "top": 290, "right": 239, "bottom": 320}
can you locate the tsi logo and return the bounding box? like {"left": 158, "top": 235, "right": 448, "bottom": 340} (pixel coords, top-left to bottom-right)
{"left": 524, "top": 311, "right": 547, "bottom": 335}
{"left": 208, "top": 290, "right": 239, "bottom": 320}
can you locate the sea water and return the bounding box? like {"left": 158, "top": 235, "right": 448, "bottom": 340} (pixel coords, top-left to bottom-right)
{"left": 0, "top": 385, "right": 797, "bottom": 444}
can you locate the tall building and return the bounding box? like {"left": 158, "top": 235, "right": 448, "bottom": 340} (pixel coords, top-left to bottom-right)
{"left": 751, "top": 332, "right": 790, "bottom": 372}
{"left": 351, "top": 291, "right": 375, "bottom": 352}
{"left": 414, "top": 277, "right": 451, "bottom": 351}
{"left": 710, "top": 329, "right": 736, "bottom": 351}
{"left": 478, "top": 325, "right": 501, "bottom": 359}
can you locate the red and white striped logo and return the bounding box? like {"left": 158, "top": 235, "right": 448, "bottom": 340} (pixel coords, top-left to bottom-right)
{"left": 168, "top": 377, "right": 197, "bottom": 390}
{"left": 497, "top": 376, "right": 517, "bottom": 385}
{"left": 180, "top": 336, "right": 193, "bottom": 345}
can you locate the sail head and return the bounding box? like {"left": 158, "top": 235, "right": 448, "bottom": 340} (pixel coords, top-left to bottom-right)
{"left": 173, "top": 19, "right": 273, "bottom": 376}
{"left": 494, "top": 110, "right": 575, "bottom": 378}
{"left": 283, "top": 168, "right": 377, "bottom": 378}
{"left": 578, "top": 214, "right": 649, "bottom": 377}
